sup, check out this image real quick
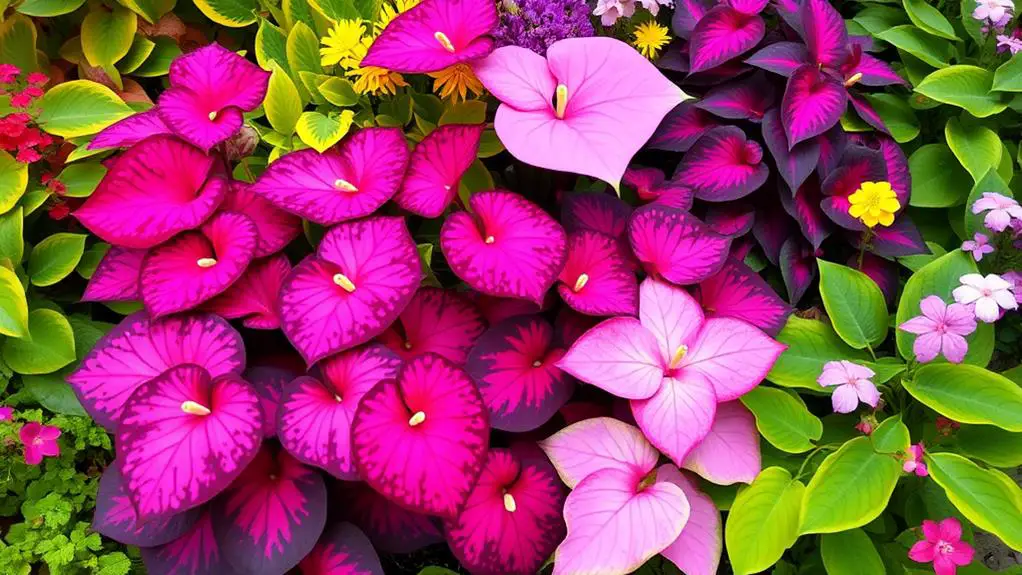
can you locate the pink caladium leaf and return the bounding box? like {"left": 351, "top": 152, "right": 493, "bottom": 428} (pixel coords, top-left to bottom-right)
{"left": 681, "top": 401, "right": 761, "bottom": 485}
{"left": 693, "top": 72, "right": 776, "bottom": 123}
{"left": 211, "top": 446, "right": 327, "bottom": 575}
{"left": 299, "top": 522, "right": 385, "bottom": 575}
{"left": 855, "top": 215, "right": 928, "bottom": 258}
{"left": 560, "top": 192, "right": 632, "bottom": 239}
{"left": 628, "top": 204, "right": 731, "bottom": 285}
{"left": 362, "top": 0, "right": 498, "bottom": 73}
{"left": 332, "top": 483, "right": 444, "bottom": 553}
{"left": 821, "top": 145, "right": 888, "bottom": 230}
{"left": 279, "top": 216, "right": 422, "bottom": 366}
{"left": 141, "top": 211, "right": 258, "bottom": 318}
{"left": 68, "top": 312, "right": 245, "bottom": 431}
{"left": 75, "top": 136, "right": 227, "bottom": 249}
{"left": 704, "top": 205, "right": 756, "bottom": 238}
{"left": 762, "top": 108, "right": 820, "bottom": 192}
{"left": 623, "top": 166, "right": 694, "bottom": 209}
{"left": 82, "top": 247, "right": 145, "bottom": 302}
{"left": 672, "top": 0, "right": 711, "bottom": 38}
{"left": 648, "top": 103, "right": 718, "bottom": 153}
{"left": 730, "top": 0, "right": 769, "bottom": 14}
{"left": 539, "top": 416, "right": 659, "bottom": 488}
{"left": 250, "top": 128, "right": 410, "bottom": 226}
{"left": 157, "top": 43, "right": 269, "bottom": 152}
{"left": 88, "top": 110, "right": 171, "bottom": 149}
{"left": 352, "top": 354, "right": 490, "bottom": 519}
{"left": 441, "top": 190, "right": 567, "bottom": 305}
{"left": 444, "top": 449, "right": 567, "bottom": 575}
{"left": 378, "top": 287, "right": 486, "bottom": 364}
{"left": 688, "top": 6, "right": 766, "bottom": 74}
{"left": 278, "top": 345, "right": 401, "bottom": 480}
{"left": 800, "top": 0, "right": 850, "bottom": 68}
{"left": 695, "top": 258, "right": 791, "bottom": 336}
{"left": 779, "top": 237, "right": 817, "bottom": 304}
{"left": 745, "top": 42, "right": 810, "bottom": 76}
{"left": 93, "top": 464, "right": 202, "bottom": 546}
{"left": 557, "top": 231, "right": 638, "bottom": 316}
{"left": 245, "top": 363, "right": 298, "bottom": 438}
{"left": 781, "top": 177, "right": 833, "bottom": 250}
{"left": 117, "top": 365, "right": 263, "bottom": 519}
{"left": 466, "top": 315, "right": 574, "bottom": 432}
{"left": 203, "top": 254, "right": 290, "bottom": 330}
{"left": 555, "top": 316, "right": 665, "bottom": 401}
{"left": 781, "top": 65, "right": 848, "bottom": 148}
{"left": 848, "top": 92, "right": 890, "bottom": 135}
{"left": 674, "top": 127, "right": 769, "bottom": 201}
{"left": 632, "top": 373, "right": 719, "bottom": 466}
{"left": 657, "top": 465, "right": 724, "bottom": 575}
{"left": 220, "top": 182, "right": 301, "bottom": 257}
{"left": 393, "top": 124, "right": 484, "bottom": 218}
{"left": 140, "top": 511, "right": 235, "bottom": 575}
{"left": 473, "top": 38, "right": 688, "bottom": 190}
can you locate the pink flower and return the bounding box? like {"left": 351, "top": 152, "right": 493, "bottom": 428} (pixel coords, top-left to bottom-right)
{"left": 0, "top": 63, "right": 19, "bottom": 83}
{"left": 961, "top": 233, "right": 994, "bottom": 262}
{"left": 0, "top": 406, "right": 12, "bottom": 421}
{"left": 25, "top": 72, "right": 48, "bottom": 86}
{"left": 952, "top": 273, "right": 1018, "bottom": 323}
{"left": 637, "top": 0, "right": 673, "bottom": 16}
{"left": 592, "top": 0, "right": 635, "bottom": 25}
{"left": 898, "top": 296, "right": 977, "bottom": 363}
{"left": 971, "top": 192, "right": 1022, "bottom": 232}
{"left": 908, "top": 518, "right": 975, "bottom": 575}
{"left": 1003, "top": 271, "right": 1022, "bottom": 305}
{"left": 855, "top": 416, "right": 876, "bottom": 435}
{"left": 817, "top": 360, "right": 880, "bottom": 414}
{"left": 10, "top": 91, "right": 33, "bottom": 109}
{"left": 936, "top": 417, "right": 960, "bottom": 436}
{"left": 903, "top": 443, "right": 928, "bottom": 477}
{"left": 19, "top": 422, "right": 61, "bottom": 465}
{"left": 973, "top": 0, "right": 1014, "bottom": 22}
{"left": 997, "top": 34, "right": 1022, "bottom": 54}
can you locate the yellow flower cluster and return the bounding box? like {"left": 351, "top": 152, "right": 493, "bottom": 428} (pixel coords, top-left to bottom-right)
{"left": 848, "top": 181, "right": 901, "bottom": 228}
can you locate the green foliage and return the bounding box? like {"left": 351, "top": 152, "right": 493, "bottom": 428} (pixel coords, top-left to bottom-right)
{"left": 905, "top": 363, "right": 1022, "bottom": 431}
{"left": 740, "top": 387, "right": 823, "bottom": 453}
{"left": 726, "top": 467, "right": 806, "bottom": 575}
{"left": 817, "top": 260, "right": 889, "bottom": 350}
{"left": 767, "top": 316, "right": 871, "bottom": 390}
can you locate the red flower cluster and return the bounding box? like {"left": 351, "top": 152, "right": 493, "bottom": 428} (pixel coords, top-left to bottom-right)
{"left": 0, "top": 65, "right": 54, "bottom": 164}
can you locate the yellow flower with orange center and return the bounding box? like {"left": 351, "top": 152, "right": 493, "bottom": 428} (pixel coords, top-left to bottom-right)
{"left": 428, "top": 63, "right": 483, "bottom": 102}
{"left": 848, "top": 181, "right": 900, "bottom": 228}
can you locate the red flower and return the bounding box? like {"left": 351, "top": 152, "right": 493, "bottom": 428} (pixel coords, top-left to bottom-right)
{"left": 15, "top": 147, "right": 41, "bottom": 163}
{"left": 11, "top": 92, "right": 33, "bottom": 108}
{"left": 48, "top": 203, "right": 71, "bottom": 220}
{"left": 26, "top": 72, "right": 48, "bottom": 86}
{"left": 0, "top": 64, "right": 19, "bottom": 84}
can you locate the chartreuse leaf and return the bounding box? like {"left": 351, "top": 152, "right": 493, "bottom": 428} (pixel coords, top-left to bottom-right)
{"left": 256, "top": 20, "right": 290, "bottom": 75}
{"left": 287, "top": 21, "right": 322, "bottom": 79}
{"left": 1, "top": 308, "right": 76, "bottom": 374}
{"left": 821, "top": 528, "right": 885, "bottom": 575}
{"left": 439, "top": 100, "right": 487, "bottom": 125}
{"left": 308, "top": 0, "right": 358, "bottom": 21}
{"left": 283, "top": 0, "right": 318, "bottom": 32}
{"left": 0, "top": 15, "right": 40, "bottom": 73}
{"left": 119, "top": 0, "right": 176, "bottom": 23}
{"left": 799, "top": 437, "right": 901, "bottom": 534}
{"left": 862, "top": 94, "right": 919, "bottom": 143}
{"left": 81, "top": 5, "right": 136, "bottom": 67}
{"left": 265, "top": 63, "right": 303, "bottom": 136}
{"left": 0, "top": 207, "right": 23, "bottom": 265}
{"left": 0, "top": 150, "right": 28, "bottom": 213}
{"left": 318, "top": 77, "right": 359, "bottom": 106}
{"left": 132, "top": 37, "right": 181, "bottom": 77}
{"left": 927, "top": 452, "right": 1022, "bottom": 550}
{"left": 875, "top": 26, "right": 952, "bottom": 68}
{"left": 904, "top": 364, "right": 1022, "bottom": 431}
{"left": 36, "top": 80, "right": 133, "bottom": 138}
{"left": 117, "top": 36, "right": 156, "bottom": 74}
{"left": 993, "top": 53, "right": 1022, "bottom": 92}
{"left": 945, "top": 117, "right": 1002, "bottom": 182}
{"left": 869, "top": 415, "right": 910, "bottom": 454}
{"left": 902, "top": 0, "right": 958, "bottom": 40}
{"left": 817, "top": 260, "right": 888, "bottom": 350}
{"left": 767, "top": 316, "right": 870, "bottom": 390}
{"left": 0, "top": 265, "right": 28, "bottom": 338}
{"left": 726, "top": 467, "right": 806, "bottom": 575}
{"left": 16, "top": 0, "right": 85, "bottom": 17}
{"left": 908, "top": 144, "right": 972, "bottom": 207}
{"left": 193, "top": 0, "right": 258, "bottom": 26}
{"left": 296, "top": 110, "right": 354, "bottom": 153}
{"left": 964, "top": 169, "right": 1013, "bottom": 238}
{"left": 740, "top": 387, "right": 822, "bottom": 453}
{"left": 28, "top": 233, "right": 87, "bottom": 287}
{"left": 58, "top": 162, "right": 106, "bottom": 198}
{"left": 916, "top": 66, "right": 1010, "bottom": 118}
{"left": 956, "top": 425, "right": 1022, "bottom": 468}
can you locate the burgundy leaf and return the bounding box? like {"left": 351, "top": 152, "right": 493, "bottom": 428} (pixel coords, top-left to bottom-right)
{"left": 648, "top": 103, "right": 718, "bottom": 153}
{"left": 674, "top": 126, "right": 769, "bottom": 201}
{"left": 694, "top": 71, "right": 776, "bottom": 122}
{"left": 689, "top": 6, "right": 766, "bottom": 74}
{"left": 781, "top": 64, "right": 847, "bottom": 148}
{"left": 745, "top": 41, "right": 809, "bottom": 76}
{"left": 762, "top": 108, "right": 820, "bottom": 192}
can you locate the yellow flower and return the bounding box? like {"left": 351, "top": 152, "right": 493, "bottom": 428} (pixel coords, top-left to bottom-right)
{"left": 342, "top": 36, "right": 408, "bottom": 95}
{"left": 428, "top": 64, "right": 483, "bottom": 102}
{"left": 377, "top": 0, "right": 421, "bottom": 33}
{"left": 632, "top": 21, "right": 671, "bottom": 60}
{"left": 320, "top": 19, "right": 365, "bottom": 67}
{"left": 848, "top": 181, "right": 901, "bottom": 228}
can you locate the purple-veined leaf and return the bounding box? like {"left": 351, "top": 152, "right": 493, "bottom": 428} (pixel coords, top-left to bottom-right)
{"left": 674, "top": 126, "right": 769, "bottom": 201}
{"left": 694, "top": 72, "right": 776, "bottom": 122}
{"left": 89, "top": 110, "right": 170, "bottom": 149}
{"left": 332, "top": 483, "right": 444, "bottom": 554}
{"left": 781, "top": 65, "right": 848, "bottom": 147}
{"left": 689, "top": 6, "right": 766, "bottom": 73}
{"left": 220, "top": 181, "right": 301, "bottom": 258}
{"left": 745, "top": 42, "right": 809, "bottom": 76}
{"left": 140, "top": 510, "right": 235, "bottom": 575}
{"left": 203, "top": 254, "right": 290, "bottom": 330}
{"left": 299, "top": 522, "right": 385, "bottom": 575}
{"left": 93, "top": 464, "right": 203, "bottom": 547}
{"left": 800, "top": 0, "right": 850, "bottom": 67}
{"left": 672, "top": 0, "right": 712, "bottom": 38}
{"left": 648, "top": 103, "right": 718, "bottom": 153}
{"left": 780, "top": 176, "right": 833, "bottom": 249}
{"left": 849, "top": 92, "right": 890, "bottom": 135}
{"left": 394, "top": 124, "right": 484, "bottom": 218}
{"left": 853, "top": 215, "right": 929, "bottom": 257}
{"left": 779, "top": 237, "right": 817, "bottom": 304}
{"left": 629, "top": 204, "right": 732, "bottom": 285}
{"left": 561, "top": 192, "right": 632, "bottom": 238}
{"left": 761, "top": 108, "right": 820, "bottom": 192}
{"left": 82, "top": 247, "right": 144, "bottom": 303}
{"left": 820, "top": 144, "right": 888, "bottom": 230}
{"left": 704, "top": 205, "right": 756, "bottom": 238}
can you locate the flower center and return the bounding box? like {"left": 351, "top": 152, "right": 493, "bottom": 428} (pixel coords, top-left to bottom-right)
{"left": 668, "top": 344, "right": 688, "bottom": 370}
{"left": 434, "top": 31, "right": 455, "bottom": 53}
{"left": 532, "top": 359, "right": 542, "bottom": 368}
{"left": 408, "top": 410, "right": 426, "bottom": 426}
{"left": 32, "top": 437, "right": 44, "bottom": 446}
{"left": 937, "top": 541, "right": 954, "bottom": 555}
{"left": 484, "top": 235, "right": 496, "bottom": 244}
{"left": 196, "top": 257, "right": 217, "bottom": 268}
{"left": 181, "top": 400, "right": 212, "bottom": 416}
{"left": 334, "top": 394, "right": 343, "bottom": 402}
{"left": 333, "top": 273, "right": 356, "bottom": 293}
{"left": 403, "top": 341, "right": 413, "bottom": 350}
{"left": 981, "top": 288, "right": 992, "bottom": 297}
{"left": 573, "top": 273, "right": 589, "bottom": 292}
{"left": 844, "top": 72, "right": 863, "bottom": 87}
{"left": 208, "top": 110, "right": 218, "bottom": 121}
{"left": 554, "top": 84, "right": 568, "bottom": 119}
{"left": 503, "top": 492, "right": 517, "bottom": 512}
{"left": 333, "top": 178, "right": 358, "bottom": 192}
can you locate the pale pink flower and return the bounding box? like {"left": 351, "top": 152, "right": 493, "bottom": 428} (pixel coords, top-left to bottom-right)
{"left": 817, "top": 361, "right": 880, "bottom": 414}
{"left": 19, "top": 422, "right": 61, "bottom": 465}
{"left": 971, "top": 192, "right": 1022, "bottom": 232}
{"left": 593, "top": 0, "right": 636, "bottom": 25}
{"left": 952, "top": 273, "right": 1017, "bottom": 323}
{"left": 903, "top": 443, "right": 928, "bottom": 477}
{"left": 973, "top": 0, "right": 1014, "bottom": 22}
{"left": 898, "top": 296, "right": 977, "bottom": 363}
{"left": 961, "top": 233, "right": 994, "bottom": 261}
{"left": 637, "top": 0, "right": 673, "bottom": 16}
{"left": 0, "top": 406, "right": 12, "bottom": 421}
{"left": 909, "top": 518, "right": 975, "bottom": 575}
{"left": 997, "top": 34, "right": 1022, "bottom": 54}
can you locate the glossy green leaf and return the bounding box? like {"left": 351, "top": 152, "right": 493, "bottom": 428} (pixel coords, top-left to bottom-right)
{"left": 1, "top": 308, "right": 76, "bottom": 374}
{"left": 927, "top": 452, "right": 1022, "bottom": 550}
{"left": 81, "top": 5, "right": 136, "bottom": 67}
{"left": 821, "top": 528, "right": 885, "bottom": 575}
{"left": 902, "top": 0, "right": 958, "bottom": 40}
{"left": 767, "top": 316, "right": 869, "bottom": 390}
{"left": 256, "top": 20, "right": 290, "bottom": 76}
{"left": 132, "top": 37, "right": 181, "bottom": 77}
{"left": 117, "top": 35, "right": 156, "bottom": 74}
{"left": 19, "top": 190, "right": 49, "bottom": 216}
{"left": 287, "top": 21, "right": 322, "bottom": 78}
{"left": 0, "top": 207, "right": 23, "bottom": 265}
{"left": 23, "top": 370, "right": 87, "bottom": 416}
{"left": 58, "top": 162, "right": 106, "bottom": 198}
{"left": 817, "top": 260, "right": 888, "bottom": 350}
{"left": 36, "top": 80, "right": 133, "bottom": 138}
{"left": 457, "top": 159, "right": 493, "bottom": 199}
{"left": 905, "top": 364, "right": 1022, "bottom": 431}
{"left": 439, "top": 100, "right": 487, "bottom": 125}
{"left": 0, "top": 15, "right": 40, "bottom": 73}
{"left": 875, "top": 26, "right": 953, "bottom": 68}
{"left": 964, "top": 169, "right": 1012, "bottom": 238}
{"left": 76, "top": 242, "right": 109, "bottom": 280}
{"left": 956, "top": 425, "right": 1022, "bottom": 468}
{"left": 284, "top": 0, "right": 318, "bottom": 31}
{"left": 992, "top": 52, "right": 1022, "bottom": 92}
{"left": 318, "top": 77, "right": 359, "bottom": 106}
{"left": 265, "top": 63, "right": 303, "bottom": 135}
{"left": 295, "top": 110, "right": 353, "bottom": 153}
{"left": 0, "top": 265, "right": 28, "bottom": 338}
{"left": 853, "top": 6, "right": 908, "bottom": 34}
{"left": 870, "top": 415, "right": 910, "bottom": 454}
{"left": 945, "top": 118, "right": 1002, "bottom": 183}
{"left": 726, "top": 467, "right": 806, "bottom": 575}
{"left": 119, "top": 0, "right": 176, "bottom": 22}
{"left": 898, "top": 241, "right": 947, "bottom": 272}
{"left": 308, "top": 0, "right": 358, "bottom": 21}
{"left": 16, "top": 0, "right": 85, "bottom": 17}
{"left": 863, "top": 94, "right": 919, "bottom": 143}
{"left": 916, "top": 66, "right": 1010, "bottom": 118}
{"left": 741, "top": 387, "right": 822, "bottom": 453}
{"left": 0, "top": 149, "right": 28, "bottom": 213}
{"left": 28, "top": 233, "right": 87, "bottom": 287}
{"left": 908, "top": 144, "right": 972, "bottom": 207}
{"left": 193, "top": 0, "right": 258, "bottom": 26}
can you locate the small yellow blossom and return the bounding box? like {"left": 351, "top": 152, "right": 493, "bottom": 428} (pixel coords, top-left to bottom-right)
{"left": 848, "top": 181, "right": 901, "bottom": 228}
{"left": 377, "top": 0, "right": 421, "bottom": 33}
{"left": 428, "top": 64, "right": 483, "bottom": 102}
{"left": 320, "top": 19, "right": 365, "bottom": 67}
{"left": 343, "top": 36, "right": 408, "bottom": 95}
{"left": 632, "top": 21, "right": 671, "bottom": 60}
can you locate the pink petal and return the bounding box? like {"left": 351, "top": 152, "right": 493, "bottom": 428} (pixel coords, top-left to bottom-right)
{"left": 921, "top": 520, "right": 941, "bottom": 542}
{"left": 912, "top": 332, "right": 943, "bottom": 363}
{"left": 157, "top": 89, "right": 244, "bottom": 153}
{"left": 539, "top": 417, "right": 659, "bottom": 488}
{"left": 556, "top": 317, "right": 664, "bottom": 400}
{"left": 940, "top": 333, "right": 969, "bottom": 364}
{"left": 557, "top": 231, "right": 638, "bottom": 316}
{"left": 674, "top": 126, "right": 769, "bottom": 201}
{"left": 682, "top": 400, "right": 761, "bottom": 484}
{"left": 378, "top": 287, "right": 486, "bottom": 364}
{"left": 639, "top": 278, "right": 705, "bottom": 363}
{"left": 951, "top": 544, "right": 975, "bottom": 566}
{"left": 681, "top": 318, "right": 786, "bottom": 401}
{"left": 781, "top": 65, "right": 847, "bottom": 148}
{"left": 629, "top": 204, "right": 731, "bottom": 285}
{"left": 899, "top": 315, "right": 938, "bottom": 335}
{"left": 88, "top": 110, "right": 171, "bottom": 149}
{"left": 854, "top": 380, "right": 880, "bottom": 407}
{"left": 657, "top": 465, "right": 723, "bottom": 575}
{"left": 933, "top": 555, "right": 958, "bottom": 575}
{"left": 938, "top": 517, "right": 963, "bottom": 542}
{"left": 82, "top": 247, "right": 145, "bottom": 303}
{"left": 202, "top": 253, "right": 290, "bottom": 330}
{"left": 830, "top": 383, "right": 860, "bottom": 413}
{"left": 909, "top": 540, "right": 937, "bottom": 563}
{"left": 220, "top": 182, "right": 301, "bottom": 257}
{"left": 689, "top": 6, "right": 766, "bottom": 73}
{"left": 632, "top": 374, "right": 718, "bottom": 465}
{"left": 394, "top": 124, "right": 484, "bottom": 218}
{"left": 471, "top": 45, "right": 556, "bottom": 112}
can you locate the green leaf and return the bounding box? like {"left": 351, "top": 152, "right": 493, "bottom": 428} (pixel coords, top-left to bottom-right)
{"left": 265, "top": 63, "right": 303, "bottom": 135}
{"left": 318, "top": 77, "right": 359, "bottom": 107}
{"left": 817, "top": 260, "right": 888, "bottom": 350}
{"left": 15, "top": 0, "right": 85, "bottom": 17}
{"left": 0, "top": 15, "right": 40, "bottom": 73}
{"left": 22, "top": 371, "right": 87, "bottom": 416}
{"left": 0, "top": 207, "right": 23, "bottom": 265}
{"left": 132, "top": 37, "right": 181, "bottom": 77}
{"left": 287, "top": 21, "right": 323, "bottom": 80}
{"left": 964, "top": 169, "right": 1012, "bottom": 238}
{"left": 119, "top": 0, "right": 176, "bottom": 23}
{"left": 961, "top": 0, "right": 984, "bottom": 43}
{"left": 854, "top": 6, "right": 908, "bottom": 34}
{"left": 908, "top": 144, "right": 972, "bottom": 207}
{"left": 439, "top": 100, "right": 487, "bottom": 125}
{"left": 956, "top": 425, "right": 1022, "bottom": 468}
{"left": 81, "top": 5, "right": 136, "bottom": 67}
{"left": 308, "top": 0, "right": 358, "bottom": 21}
{"left": 726, "top": 467, "right": 806, "bottom": 575}
{"left": 0, "top": 149, "right": 28, "bottom": 213}
{"left": 863, "top": 94, "right": 919, "bottom": 143}
{"left": 0, "top": 265, "right": 28, "bottom": 338}
{"left": 821, "top": 528, "right": 886, "bottom": 575}
{"left": 117, "top": 35, "right": 156, "bottom": 74}
{"left": 76, "top": 242, "right": 109, "bottom": 280}
{"left": 898, "top": 241, "right": 946, "bottom": 272}
{"left": 916, "top": 66, "right": 1010, "bottom": 118}
{"left": 284, "top": 0, "right": 318, "bottom": 31}
{"left": 36, "top": 80, "right": 133, "bottom": 138}
{"left": 28, "top": 233, "right": 87, "bottom": 287}
{"left": 905, "top": 364, "right": 1022, "bottom": 431}
{"left": 902, "top": 0, "right": 958, "bottom": 40}
{"left": 926, "top": 452, "right": 1022, "bottom": 549}
{"left": 740, "top": 387, "right": 823, "bottom": 453}
{"left": 944, "top": 118, "right": 1000, "bottom": 182}
{"left": 875, "top": 26, "right": 953, "bottom": 68}
{"left": 458, "top": 159, "right": 493, "bottom": 199}
{"left": 256, "top": 20, "right": 291, "bottom": 77}
{"left": 870, "top": 414, "right": 910, "bottom": 454}
{"left": 352, "top": 0, "right": 380, "bottom": 19}
{"left": 1, "top": 308, "right": 76, "bottom": 374}
{"left": 58, "top": 162, "right": 106, "bottom": 198}
{"left": 767, "top": 316, "right": 870, "bottom": 390}
{"left": 295, "top": 110, "right": 354, "bottom": 153}
{"left": 193, "top": 0, "right": 258, "bottom": 26}
{"left": 992, "top": 52, "right": 1022, "bottom": 92}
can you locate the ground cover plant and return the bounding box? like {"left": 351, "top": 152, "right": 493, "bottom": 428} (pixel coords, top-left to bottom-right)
{"left": 0, "top": 0, "right": 1020, "bottom": 573}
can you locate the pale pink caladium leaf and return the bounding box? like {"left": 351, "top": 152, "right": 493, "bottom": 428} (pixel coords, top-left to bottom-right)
{"left": 466, "top": 315, "right": 574, "bottom": 432}
{"left": 299, "top": 522, "right": 384, "bottom": 575}
{"left": 553, "top": 316, "right": 664, "bottom": 401}
{"left": 332, "top": 483, "right": 444, "bottom": 554}
{"left": 688, "top": 6, "right": 765, "bottom": 73}
{"left": 560, "top": 192, "right": 633, "bottom": 239}
{"left": 75, "top": 136, "right": 227, "bottom": 249}
{"left": 781, "top": 64, "right": 847, "bottom": 148}
{"left": 352, "top": 354, "right": 490, "bottom": 519}
{"left": 539, "top": 416, "right": 659, "bottom": 489}
{"left": 473, "top": 38, "right": 689, "bottom": 190}
{"left": 378, "top": 287, "right": 486, "bottom": 364}
{"left": 250, "top": 128, "right": 410, "bottom": 226}
{"left": 220, "top": 182, "right": 301, "bottom": 257}
{"left": 88, "top": 110, "right": 170, "bottom": 149}
{"left": 362, "top": 0, "right": 498, "bottom": 73}
{"left": 681, "top": 401, "right": 761, "bottom": 485}
{"left": 278, "top": 344, "right": 401, "bottom": 480}
{"left": 557, "top": 230, "right": 638, "bottom": 316}
{"left": 628, "top": 204, "right": 731, "bottom": 285}
{"left": 441, "top": 190, "right": 567, "bottom": 305}
{"left": 279, "top": 216, "right": 422, "bottom": 366}
{"left": 140, "top": 510, "right": 233, "bottom": 575}
{"left": 657, "top": 465, "right": 723, "bottom": 575}
{"left": 211, "top": 446, "right": 327, "bottom": 575}
{"left": 203, "top": 253, "right": 290, "bottom": 330}
{"left": 157, "top": 43, "right": 270, "bottom": 152}
{"left": 117, "top": 365, "right": 263, "bottom": 520}
{"left": 93, "top": 464, "right": 202, "bottom": 547}
{"left": 393, "top": 124, "right": 484, "bottom": 218}
{"left": 444, "top": 449, "right": 567, "bottom": 575}
{"left": 648, "top": 103, "right": 718, "bottom": 153}
{"left": 82, "top": 246, "right": 145, "bottom": 303}
{"left": 67, "top": 312, "right": 245, "bottom": 431}
{"left": 674, "top": 126, "right": 769, "bottom": 201}
{"left": 695, "top": 258, "right": 791, "bottom": 336}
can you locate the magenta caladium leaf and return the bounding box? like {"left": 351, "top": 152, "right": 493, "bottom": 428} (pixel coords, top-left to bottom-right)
{"left": 299, "top": 522, "right": 384, "bottom": 575}
{"left": 560, "top": 192, "right": 632, "bottom": 239}
{"left": 141, "top": 211, "right": 258, "bottom": 318}
{"left": 730, "top": 0, "right": 769, "bottom": 14}
{"left": 88, "top": 110, "right": 171, "bottom": 149}
{"left": 378, "top": 287, "right": 486, "bottom": 364}
{"left": 762, "top": 109, "right": 820, "bottom": 192}
{"left": 852, "top": 253, "right": 898, "bottom": 306}
{"left": 75, "top": 136, "right": 227, "bottom": 249}
{"left": 539, "top": 417, "right": 659, "bottom": 488}
{"left": 774, "top": 0, "right": 803, "bottom": 33}
{"left": 672, "top": 0, "right": 711, "bottom": 38}
{"left": 251, "top": 128, "right": 410, "bottom": 226}
{"left": 93, "top": 464, "right": 202, "bottom": 546}
{"left": 203, "top": 254, "right": 290, "bottom": 330}
{"left": 847, "top": 53, "right": 905, "bottom": 86}
{"left": 623, "top": 166, "right": 694, "bottom": 209}
{"left": 362, "top": 0, "right": 498, "bottom": 73}
{"left": 557, "top": 231, "right": 638, "bottom": 316}
{"left": 466, "top": 315, "right": 574, "bottom": 432}
{"left": 473, "top": 293, "right": 546, "bottom": 325}
{"left": 752, "top": 203, "right": 794, "bottom": 266}
{"left": 816, "top": 125, "right": 849, "bottom": 179}
{"left": 782, "top": 65, "right": 848, "bottom": 148}
{"left": 674, "top": 127, "right": 769, "bottom": 201}
{"left": 628, "top": 204, "right": 731, "bottom": 286}
{"left": 117, "top": 365, "right": 263, "bottom": 519}
{"left": 68, "top": 312, "right": 245, "bottom": 431}
{"left": 140, "top": 511, "right": 234, "bottom": 575}
{"left": 848, "top": 92, "right": 889, "bottom": 135}
{"left": 745, "top": 42, "right": 810, "bottom": 76}
{"left": 393, "top": 124, "right": 484, "bottom": 218}
{"left": 473, "top": 38, "right": 688, "bottom": 189}
{"left": 157, "top": 43, "right": 269, "bottom": 152}
{"left": 211, "top": 446, "right": 327, "bottom": 575}
{"left": 688, "top": 6, "right": 766, "bottom": 74}
{"left": 444, "top": 449, "right": 567, "bottom": 575}
{"left": 693, "top": 72, "right": 776, "bottom": 123}
{"left": 854, "top": 216, "right": 928, "bottom": 258}
{"left": 352, "top": 354, "right": 489, "bottom": 519}
{"left": 821, "top": 145, "right": 888, "bottom": 230}
{"left": 245, "top": 363, "right": 298, "bottom": 438}
{"left": 704, "top": 205, "right": 755, "bottom": 238}
{"left": 657, "top": 465, "right": 723, "bottom": 575}
{"left": 279, "top": 216, "right": 422, "bottom": 366}
{"left": 278, "top": 344, "right": 401, "bottom": 480}
{"left": 779, "top": 237, "right": 817, "bottom": 304}
{"left": 82, "top": 247, "right": 145, "bottom": 303}
{"left": 648, "top": 103, "right": 718, "bottom": 153}
{"left": 800, "top": 0, "right": 850, "bottom": 68}
{"left": 695, "top": 258, "right": 791, "bottom": 336}
{"left": 221, "top": 182, "right": 301, "bottom": 258}
{"left": 441, "top": 190, "right": 567, "bottom": 305}
{"left": 681, "top": 401, "right": 761, "bottom": 485}
{"left": 333, "top": 483, "right": 444, "bottom": 553}
{"left": 781, "top": 177, "right": 833, "bottom": 249}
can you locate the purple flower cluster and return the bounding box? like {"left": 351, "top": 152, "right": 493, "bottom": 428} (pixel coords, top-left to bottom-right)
{"left": 494, "top": 0, "right": 595, "bottom": 55}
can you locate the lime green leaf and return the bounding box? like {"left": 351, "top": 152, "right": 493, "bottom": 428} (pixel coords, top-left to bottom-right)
{"left": 854, "top": 6, "right": 908, "bottom": 34}
{"left": 875, "top": 26, "right": 953, "bottom": 68}
{"left": 0, "top": 149, "right": 28, "bottom": 213}
{"left": 439, "top": 100, "right": 487, "bottom": 125}
{"left": 965, "top": 169, "right": 1012, "bottom": 238}
{"left": 1, "top": 308, "right": 76, "bottom": 374}
{"left": 352, "top": 0, "right": 380, "bottom": 19}
{"left": 817, "top": 260, "right": 888, "bottom": 349}
{"left": 904, "top": 364, "right": 1022, "bottom": 431}
{"left": 117, "top": 36, "right": 156, "bottom": 74}
{"left": 870, "top": 414, "right": 910, "bottom": 454}
{"left": 956, "top": 425, "right": 1022, "bottom": 468}
{"left": 0, "top": 207, "right": 23, "bottom": 265}
{"left": 308, "top": 0, "right": 358, "bottom": 21}
{"left": 902, "top": 0, "right": 958, "bottom": 40}
{"left": 287, "top": 21, "right": 322, "bottom": 79}
{"left": 863, "top": 94, "right": 919, "bottom": 143}
{"left": 916, "top": 66, "right": 1010, "bottom": 118}
{"left": 132, "top": 37, "right": 181, "bottom": 77}
{"left": 926, "top": 452, "right": 1022, "bottom": 549}
{"left": 908, "top": 144, "right": 972, "bottom": 207}
{"left": 16, "top": 0, "right": 85, "bottom": 17}
{"left": 81, "top": 5, "right": 136, "bottom": 67}
{"left": 76, "top": 242, "right": 109, "bottom": 280}
{"left": 28, "top": 233, "right": 87, "bottom": 287}
{"left": 36, "top": 80, "right": 133, "bottom": 138}
{"left": 256, "top": 20, "right": 290, "bottom": 76}
{"left": 118, "top": 0, "right": 175, "bottom": 23}
{"left": 193, "top": 0, "right": 258, "bottom": 26}
{"left": 58, "top": 162, "right": 106, "bottom": 198}
{"left": 800, "top": 437, "right": 902, "bottom": 534}
{"left": 318, "top": 77, "right": 359, "bottom": 107}
{"left": 23, "top": 370, "right": 87, "bottom": 415}
{"left": 284, "top": 0, "right": 318, "bottom": 31}
{"left": 19, "top": 190, "right": 49, "bottom": 216}
{"left": 0, "top": 14, "right": 40, "bottom": 73}
{"left": 741, "top": 387, "right": 823, "bottom": 453}
{"left": 898, "top": 241, "right": 946, "bottom": 272}
{"left": 0, "top": 265, "right": 28, "bottom": 338}
{"left": 296, "top": 110, "right": 353, "bottom": 152}
{"left": 992, "top": 52, "right": 1022, "bottom": 92}
{"left": 767, "top": 316, "right": 870, "bottom": 390}
{"left": 821, "top": 528, "right": 885, "bottom": 575}
{"left": 726, "top": 467, "right": 805, "bottom": 575}
{"left": 945, "top": 118, "right": 1002, "bottom": 182}
{"left": 265, "top": 64, "right": 303, "bottom": 136}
